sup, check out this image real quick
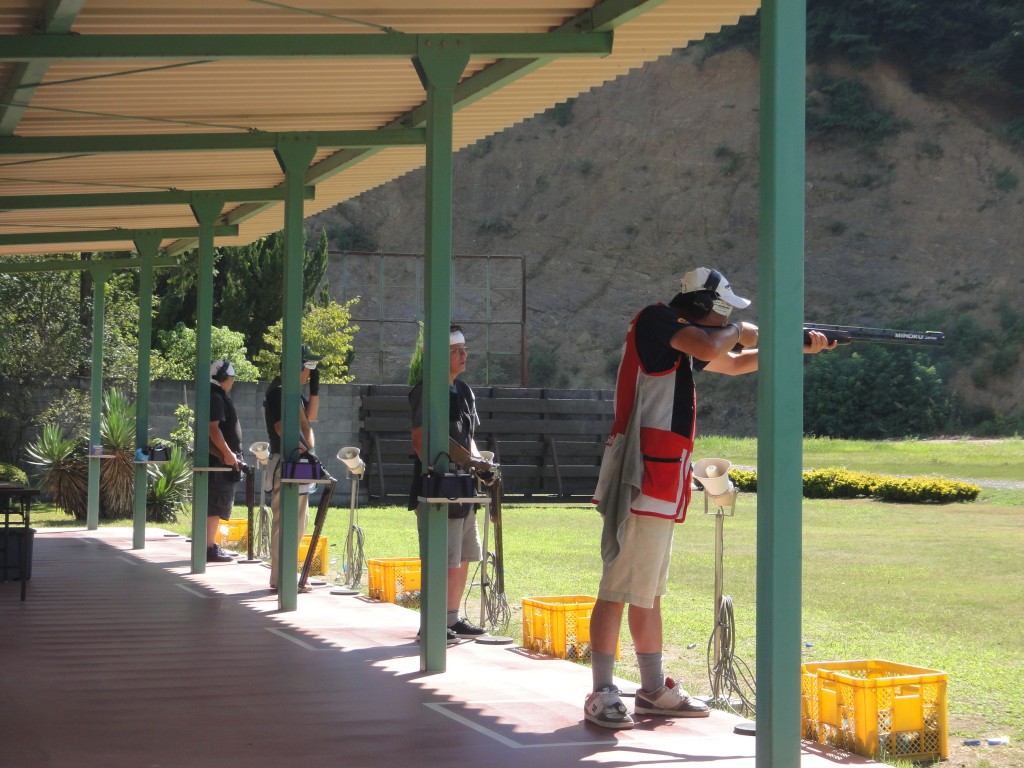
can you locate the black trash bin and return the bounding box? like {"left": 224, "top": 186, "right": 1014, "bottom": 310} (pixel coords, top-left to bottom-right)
{"left": 1, "top": 526, "right": 34, "bottom": 581}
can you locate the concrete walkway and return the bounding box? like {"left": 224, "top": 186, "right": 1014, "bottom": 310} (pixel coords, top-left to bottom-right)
{"left": 0, "top": 528, "right": 877, "bottom": 768}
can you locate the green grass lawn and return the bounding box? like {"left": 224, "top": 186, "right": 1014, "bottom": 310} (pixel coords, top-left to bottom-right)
{"left": 30, "top": 436, "right": 1024, "bottom": 764}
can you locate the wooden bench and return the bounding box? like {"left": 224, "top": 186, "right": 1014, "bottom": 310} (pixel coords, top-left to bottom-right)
{"left": 359, "top": 385, "right": 614, "bottom": 502}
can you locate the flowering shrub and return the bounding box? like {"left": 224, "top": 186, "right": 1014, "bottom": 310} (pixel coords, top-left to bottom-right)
{"left": 711, "top": 467, "right": 980, "bottom": 503}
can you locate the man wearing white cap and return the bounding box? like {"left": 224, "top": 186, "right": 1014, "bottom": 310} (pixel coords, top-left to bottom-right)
{"left": 408, "top": 325, "right": 488, "bottom": 641}
{"left": 208, "top": 360, "right": 243, "bottom": 563}
{"left": 584, "top": 267, "right": 835, "bottom": 729}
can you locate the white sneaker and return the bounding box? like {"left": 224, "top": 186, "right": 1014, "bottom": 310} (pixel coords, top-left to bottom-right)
{"left": 584, "top": 685, "right": 635, "bottom": 729}
{"left": 634, "top": 677, "right": 710, "bottom": 718}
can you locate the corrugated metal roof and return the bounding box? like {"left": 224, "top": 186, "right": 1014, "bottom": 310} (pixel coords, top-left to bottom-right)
{"left": 0, "top": 0, "right": 759, "bottom": 257}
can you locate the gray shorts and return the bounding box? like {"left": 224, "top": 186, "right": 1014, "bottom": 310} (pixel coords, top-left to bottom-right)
{"left": 418, "top": 509, "right": 482, "bottom": 567}
{"left": 597, "top": 513, "right": 675, "bottom": 609}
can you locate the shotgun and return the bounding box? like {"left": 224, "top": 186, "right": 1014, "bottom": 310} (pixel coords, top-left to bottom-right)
{"left": 803, "top": 323, "right": 945, "bottom": 347}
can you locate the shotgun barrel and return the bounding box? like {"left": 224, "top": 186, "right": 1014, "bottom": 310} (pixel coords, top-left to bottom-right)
{"left": 803, "top": 323, "right": 945, "bottom": 347}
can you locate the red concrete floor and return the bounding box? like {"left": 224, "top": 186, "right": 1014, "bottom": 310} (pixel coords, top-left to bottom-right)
{"left": 0, "top": 529, "right": 877, "bottom": 768}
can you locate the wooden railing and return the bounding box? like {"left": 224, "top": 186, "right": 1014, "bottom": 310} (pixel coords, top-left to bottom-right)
{"left": 358, "top": 385, "right": 614, "bottom": 502}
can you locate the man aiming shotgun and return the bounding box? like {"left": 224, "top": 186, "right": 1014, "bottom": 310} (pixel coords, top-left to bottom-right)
{"left": 585, "top": 267, "right": 837, "bottom": 730}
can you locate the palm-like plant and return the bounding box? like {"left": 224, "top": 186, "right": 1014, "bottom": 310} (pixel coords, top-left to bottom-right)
{"left": 146, "top": 446, "right": 192, "bottom": 524}
{"left": 99, "top": 388, "right": 137, "bottom": 520}
{"left": 24, "top": 424, "right": 88, "bottom": 519}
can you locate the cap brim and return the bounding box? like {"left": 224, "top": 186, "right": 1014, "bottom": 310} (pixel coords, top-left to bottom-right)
{"left": 720, "top": 289, "right": 751, "bottom": 309}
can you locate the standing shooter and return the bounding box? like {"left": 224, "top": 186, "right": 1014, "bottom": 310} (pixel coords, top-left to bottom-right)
{"left": 264, "top": 345, "right": 321, "bottom": 593}
{"left": 408, "top": 325, "right": 488, "bottom": 642}
{"left": 585, "top": 267, "right": 835, "bottom": 729}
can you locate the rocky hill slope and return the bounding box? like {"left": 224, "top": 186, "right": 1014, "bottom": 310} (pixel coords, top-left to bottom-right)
{"left": 309, "top": 47, "right": 1024, "bottom": 435}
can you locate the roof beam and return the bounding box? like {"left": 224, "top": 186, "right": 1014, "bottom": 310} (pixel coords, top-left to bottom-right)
{"left": 163, "top": 0, "right": 647, "bottom": 256}
{"left": 0, "top": 0, "right": 86, "bottom": 135}
{"left": 0, "top": 32, "right": 612, "bottom": 61}
{"left": 0, "top": 254, "right": 179, "bottom": 274}
{"left": 0, "top": 186, "right": 314, "bottom": 211}
{"left": 0, "top": 224, "right": 237, "bottom": 247}
{"left": 574, "top": 0, "right": 672, "bottom": 32}
{"left": 0, "top": 129, "right": 425, "bottom": 156}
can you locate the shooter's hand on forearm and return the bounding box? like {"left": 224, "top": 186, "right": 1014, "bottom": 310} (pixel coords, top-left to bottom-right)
{"left": 803, "top": 329, "right": 837, "bottom": 354}
{"left": 734, "top": 321, "right": 758, "bottom": 349}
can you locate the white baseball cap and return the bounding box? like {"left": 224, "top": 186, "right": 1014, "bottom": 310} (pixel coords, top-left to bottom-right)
{"left": 679, "top": 267, "right": 751, "bottom": 309}
{"left": 210, "top": 360, "right": 235, "bottom": 381}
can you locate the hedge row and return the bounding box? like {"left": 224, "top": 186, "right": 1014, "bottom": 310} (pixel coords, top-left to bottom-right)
{"left": 725, "top": 467, "right": 979, "bottom": 504}
{"left": 0, "top": 462, "right": 28, "bottom": 486}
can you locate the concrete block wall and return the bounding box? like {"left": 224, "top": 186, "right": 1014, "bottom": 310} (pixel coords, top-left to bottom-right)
{"left": 149, "top": 380, "right": 363, "bottom": 502}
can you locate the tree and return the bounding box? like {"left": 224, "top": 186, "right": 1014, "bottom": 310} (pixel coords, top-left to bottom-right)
{"left": 804, "top": 346, "right": 953, "bottom": 439}
{"left": 152, "top": 228, "right": 331, "bottom": 361}
{"left": 0, "top": 263, "right": 88, "bottom": 386}
{"left": 101, "top": 270, "right": 144, "bottom": 389}
{"left": 253, "top": 298, "right": 360, "bottom": 383}
{"left": 150, "top": 323, "right": 259, "bottom": 381}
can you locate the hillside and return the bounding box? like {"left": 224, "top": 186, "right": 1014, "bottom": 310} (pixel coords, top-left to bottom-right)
{"left": 309, "top": 47, "right": 1024, "bottom": 435}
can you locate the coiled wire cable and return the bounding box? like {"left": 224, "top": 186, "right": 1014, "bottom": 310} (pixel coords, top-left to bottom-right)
{"left": 342, "top": 522, "right": 365, "bottom": 589}
{"left": 707, "top": 595, "right": 756, "bottom": 717}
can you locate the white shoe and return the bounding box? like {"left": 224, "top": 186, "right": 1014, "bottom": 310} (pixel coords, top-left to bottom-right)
{"left": 584, "top": 685, "right": 635, "bottom": 729}
{"left": 634, "top": 677, "right": 709, "bottom": 718}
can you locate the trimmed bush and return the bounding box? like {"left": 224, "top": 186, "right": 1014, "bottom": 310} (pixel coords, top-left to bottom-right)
{"left": 730, "top": 468, "right": 757, "bottom": 492}
{"left": 803, "top": 468, "right": 876, "bottom": 499}
{"left": 716, "top": 466, "right": 980, "bottom": 504}
{"left": 870, "top": 476, "right": 980, "bottom": 504}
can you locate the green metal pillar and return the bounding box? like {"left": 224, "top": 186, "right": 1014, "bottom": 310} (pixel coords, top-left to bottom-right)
{"left": 756, "top": 0, "right": 807, "bottom": 765}
{"left": 273, "top": 135, "right": 316, "bottom": 612}
{"left": 189, "top": 195, "right": 225, "bottom": 573}
{"left": 85, "top": 267, "right": 110, "bottom": 531}
{"left": 132, "top": 232, "right": 160, "bottom": 549}
{"left": 414, "top": 37, "right": 470, "bottom": 673}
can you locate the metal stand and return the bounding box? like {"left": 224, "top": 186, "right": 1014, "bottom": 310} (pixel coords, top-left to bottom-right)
{"left": 475, "top": 478, "right": 512, "bottom": 644}
{"left": 299, "top": 472, "right": 337, "bottom": 590}
{"left": 331, "top": 471, "right": 363, "bottom": 596}
{"left": 696, "top": 458, "right": 756, "bottom": 723}
{"left": 332, "top": 447, "right": 367, "bottom": 596}
{"left": 237, "top": 467, "right": 261, "bottom": 564}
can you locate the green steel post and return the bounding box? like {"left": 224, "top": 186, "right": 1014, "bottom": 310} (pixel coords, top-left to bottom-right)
{"left": 86, "top": 267, "right": 110, "bottom": 530}
{"left": 273, "top": 135, "right": 316, "bottom": 613}
{"left": 414, "top": 38, "right": 469, "bottom": 673}
{"left": 132, "top": 233, "right": 160, "bottom": 549}
{"left": 189, "top": 195, "right": 225, "bottom": 573}
{"left": 756, "top": 0, "right": 807, "bottom": 765}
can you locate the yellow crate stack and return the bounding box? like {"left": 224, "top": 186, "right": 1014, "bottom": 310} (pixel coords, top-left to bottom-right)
{"left": 801, "top": 659, "right": 948, "bottom": 761}
{"left": 521, "top": 595, "right": 619, "bottom": 660}
{"left": 218, "top": 518, "right": 247, "bottom": 551}
{"left": 298, "top": 535, "right": 329, "bottom": 576}
{"left": 367, "top": 557, "right": 421, "bottom": 605}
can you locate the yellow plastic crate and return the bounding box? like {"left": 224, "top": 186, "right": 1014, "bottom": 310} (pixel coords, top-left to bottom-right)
{"left": 367, "top": 557, "right": 421, "bottom": 604}
{"left": 521, "top": 595, "right": 618, "bottom": 661}
{"left": 218, "top": 518, "right": 247, "bottom": 551}
{"left": 801, "top": 660, "right": 948, "bottom": 761}
{"left": 298, "top": 535, "right": 329, "bottom": 576}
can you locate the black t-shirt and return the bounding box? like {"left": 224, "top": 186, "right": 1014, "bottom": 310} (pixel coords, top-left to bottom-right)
{"left": 263, "top": 380, "right": 309, "bottom": 455}
{"left": 633, "top": 303, "right": 709, "bottom": 436}
{"left": 407, "top": 379, "right": 478, "bottom": 511}
{"left": 209, "top": 383, "right": 241, "bottom": 465}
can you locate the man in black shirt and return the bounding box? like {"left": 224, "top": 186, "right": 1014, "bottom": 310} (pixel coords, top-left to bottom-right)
{"left": 408, "top": 326, "right": 487, "bottom": 640}
{"left": 208, "top": 360, "right": 243, "bottom": 563}
{"left": 263, "top": 346, "right": 321, "bottom": 591}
